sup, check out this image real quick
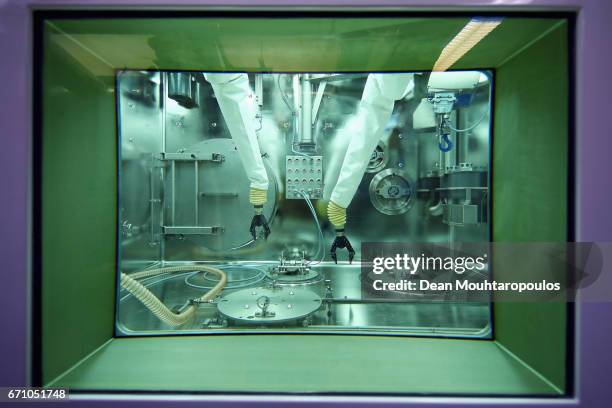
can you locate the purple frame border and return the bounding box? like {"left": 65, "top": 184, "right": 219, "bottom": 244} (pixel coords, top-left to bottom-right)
{"left": 1, "top": 0, "right": 611, "bottom": 406}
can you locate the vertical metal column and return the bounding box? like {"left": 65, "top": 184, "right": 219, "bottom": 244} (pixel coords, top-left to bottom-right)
{"left": 457, "top": 109, "right": 470, "bottom": 164}
{"left": 299, "top": 74, "right": 313, "bottom": 147}
{"left": 149, "top": 167, "right": 155, "bottom": 243}
{"left": 445, "top": 112, "right": 458, "bottom": 169}
{"left": 171, "top": 161, "right": 176, "bottom": 225}
{"left": 194, "top": 161, "right": 199, "bottom": 225}
{"left": 438, "top": 136, "right": 446, "bottom": 173}
{"left": 160, "top": 72, "right": 168, "bottom": 262}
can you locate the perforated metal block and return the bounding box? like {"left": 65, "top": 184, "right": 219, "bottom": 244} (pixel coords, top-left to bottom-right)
{"left": 285, "top": 155, "right": 323, "bottom": 199}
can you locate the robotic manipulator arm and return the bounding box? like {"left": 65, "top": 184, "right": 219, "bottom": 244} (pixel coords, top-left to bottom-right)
{"left": 204, "top": 73, "right": 271, "bottom": 241}
{"left": 328, "top": 73, "right": 413, "bottom": 263}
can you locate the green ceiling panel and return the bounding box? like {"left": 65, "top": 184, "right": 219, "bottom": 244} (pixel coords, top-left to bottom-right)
{"left": 47, "top": 16, "right": 564, "bottom": 75}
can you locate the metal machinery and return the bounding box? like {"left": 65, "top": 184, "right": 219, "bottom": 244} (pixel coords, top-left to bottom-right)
{"left": 117, "top": 70, "right": 491, "bottom": 336}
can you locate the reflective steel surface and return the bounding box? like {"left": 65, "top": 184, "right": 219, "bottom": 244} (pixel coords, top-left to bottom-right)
{"left": 118, "top": 263, "right": 490, "bottom": 337}
{"left": 117, "top": 71, "right": 491, "bottom": 336}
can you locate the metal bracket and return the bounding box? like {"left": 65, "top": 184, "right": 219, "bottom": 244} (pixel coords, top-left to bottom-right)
{"left": 162, "top": 226, "right": 224, "bottom": 235}
{"left": 189, "top": 298, "right": 215, "bottom": 305}
{"left": 199, "top": 192, "right": 239, "bottom": 198}
{"left": 160, "top": 152, "right": 225, "bottom": 163}
{"left": 429, "top": 92, "right": 456, "bottom": 114}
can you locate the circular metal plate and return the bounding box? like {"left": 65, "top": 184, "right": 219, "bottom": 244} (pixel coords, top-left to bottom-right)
{"left": 368, "top": 168, "right": 414, "bottom": 215}
{"left": 218, "top": 286, "right": 322, "bottom": 324}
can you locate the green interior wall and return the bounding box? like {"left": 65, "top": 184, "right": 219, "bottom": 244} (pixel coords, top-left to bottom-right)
{"left": 41, "top": 23, "right": 117, "bottom": 384}
{"left": 492, "top": 21, "right": 569, "bottom": 391}
{"left": 40, "top": 14, "right": 570, "bottom": 394}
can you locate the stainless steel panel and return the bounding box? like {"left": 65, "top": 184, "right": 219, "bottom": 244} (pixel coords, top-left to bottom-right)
{"left": 117, "top": 71, "right": 492, "bottom": 337}
{"left": 117, "top": 70, "right": 164, "bottom": 271}
{"left": 117, "top": 263, "right": 490, "bottom": 337}
{"left": 163, "top": 138, "right": 278, "bottom": 254}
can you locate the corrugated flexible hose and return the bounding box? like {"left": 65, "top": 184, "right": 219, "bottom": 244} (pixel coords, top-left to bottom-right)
{"left": 249, "top": 187, "right": 268, "bottom": 206}
{"left": 120, "top": 265, "right": 227, "bottom": 328}
{"left": 327, "top": 201, "right": 347, "bottom": 229}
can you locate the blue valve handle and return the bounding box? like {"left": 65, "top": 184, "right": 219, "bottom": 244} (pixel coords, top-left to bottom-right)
{"left": 438, "top": 133, "right": 453, "bottom": 152}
